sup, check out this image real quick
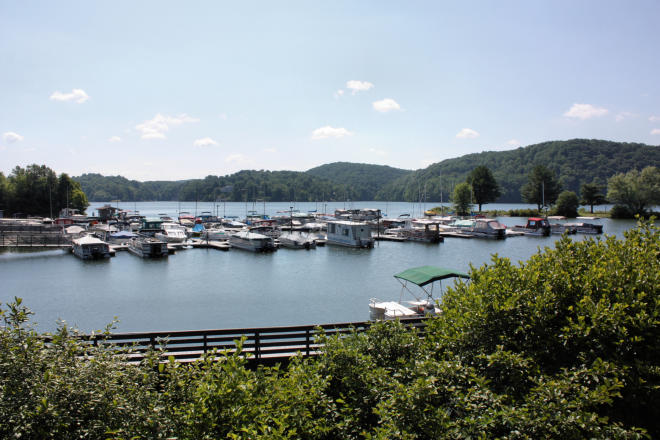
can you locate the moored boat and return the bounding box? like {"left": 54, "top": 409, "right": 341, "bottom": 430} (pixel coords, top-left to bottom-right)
{"left": 370, "top": 266, "right": 470, "bottom": 320}
{"left": 72, "top": 235, "right": 112, "bottom": 260}
{"left": 155, "top": 222, "right": 187, "bottom": 243}
{"left": 511, "top": 217, "right": 551, "bottom": 236}
{"left": 229, "top": 230, "right": 276, "bottom": 252}
{"left": 326, "top": 220, "right": 374, "bottom": 248}
{"left": 278, "top": 231, "right": 317, "bottom": 249}
{"left": 127, "top": 236, "right": 169, "bottom": 258}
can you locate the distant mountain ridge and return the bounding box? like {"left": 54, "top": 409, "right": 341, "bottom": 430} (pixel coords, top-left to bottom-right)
{"left": 75, "top": 139, "right": 658, "bottom": 202}
{"left": 375, "top": 139, "right": 659, "bottom": 202}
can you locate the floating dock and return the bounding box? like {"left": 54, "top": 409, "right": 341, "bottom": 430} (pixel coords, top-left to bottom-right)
{"left": 190, "top": 239, "right": 231, "bottom": 251}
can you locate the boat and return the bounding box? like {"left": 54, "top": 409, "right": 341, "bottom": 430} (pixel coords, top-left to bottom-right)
{"left": 228, "top": 230, "right": 277, "bottom": 252}
{"left": 127, "top": 236, "right": 169, "bottom": 258}
{"left": 201, "top": 227, "right": 231, "bottom": 241}
{"left": 510, "top": 217, "right": 551, "bottom": 236}
{"left": 384, "top": 218, "right": 443, "bottom": 243}
{"left": 326, "top": 220, "right": 374, "bottom": 248}
{"left": 138, "top": 218, "right": 164, "bottom": 237}
{"left": 178, "top": 211, "right": 195, "bottom": 227}
{"left": 154, "top": 222, "right": 187, "bottom": 243}
{"left": 449, "top": 218, "right": 506, "bottom": 239}
{"left": 72, "top": 235, "right": 112, "bottom": 260}
{"left": 278, "top": 231, "right": 317, "bottom": 249}
{"left": 563, "top": 221, "right": 603, "bottom": 234}
{"left": 369, "top": 266, "right": 470, "bottom": 320}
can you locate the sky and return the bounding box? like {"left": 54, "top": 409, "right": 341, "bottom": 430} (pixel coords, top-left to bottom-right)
{"left": 1, "top": 1, "right": 659, "bottom": 181}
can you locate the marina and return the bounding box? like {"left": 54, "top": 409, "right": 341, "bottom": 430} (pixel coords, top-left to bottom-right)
{"left": 0, "top": 201, "right": 633, "bottom": 334}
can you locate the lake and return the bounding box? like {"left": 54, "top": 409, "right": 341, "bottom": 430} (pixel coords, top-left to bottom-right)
{"left": 0, "top": 202, "right": 637, "bottom": 333}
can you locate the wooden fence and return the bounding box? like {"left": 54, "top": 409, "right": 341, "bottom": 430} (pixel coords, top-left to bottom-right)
{"left": 69, "top": 318, "right": 428, "bottom": 365}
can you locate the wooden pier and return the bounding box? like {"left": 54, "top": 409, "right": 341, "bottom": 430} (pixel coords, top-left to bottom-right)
{"left": 63, "top": 318, "right": 427, "bottom": 366}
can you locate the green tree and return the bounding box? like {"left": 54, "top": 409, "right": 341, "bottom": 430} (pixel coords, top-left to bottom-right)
{"left": 580, "top": 181, "right": 606, "bottom": 213}
{"left": 467, "top": 165, "right": 500, "bottom": 212}
{"left": 520, "top": 165, "right": 561, "bottom": 210}
{"left": 607, "top": 166, "right": 660, "bottom": 217}
{"left": 452, "top": 182, "right": 473, "bottom": 216}
{"left": 552, "top": 190, "right": 579, "bottom": 217}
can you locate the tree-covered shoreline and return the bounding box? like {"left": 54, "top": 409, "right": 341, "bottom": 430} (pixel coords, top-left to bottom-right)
{"left": 2, "top": 221, "right": 658, "bottom": 439}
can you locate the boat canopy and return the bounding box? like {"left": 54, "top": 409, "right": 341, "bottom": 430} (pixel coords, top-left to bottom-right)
{"left": 394, "top": 266, "right": 470, "bottom": 287}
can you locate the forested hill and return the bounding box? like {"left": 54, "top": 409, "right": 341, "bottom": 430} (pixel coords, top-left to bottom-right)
{"left": 375, "top": 139, "right": 660, "bottom": 202}
{"left": 76, "top": 170, "right": 361, "bottom": 203}
{"left": 306, "top": 162, "right": 411, "bottom": 200}
{"left": 75, "top": 139, "right": 658, "bottom": 202}
{"left": 75, "top": 163, "right": 411, "bottom": 202}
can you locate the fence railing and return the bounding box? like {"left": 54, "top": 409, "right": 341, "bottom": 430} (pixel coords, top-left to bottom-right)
{"left": 61, "top": 318, "right": 428, "bottom": 364}
{"left": 0, "top": 232, "right": 71, "bottom": 247}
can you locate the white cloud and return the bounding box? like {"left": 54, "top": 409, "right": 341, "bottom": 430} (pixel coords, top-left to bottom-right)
{"left": 456, "top": 128, "right": 480, "bottom": 139}
{"left": 225, "top": 153, "right": 252, "bottom": 164}
{"left": 333, "top": 89, "right": 345, "bottom": 99}
{"left": 3, "top": 131, "right": 24, "bottom": 143}
{"left": 311, "top": 126, "right": 353, "bottom": 140}
{"left": 373, "top": 98, "right": 401, "bottom": 113}
{"left": 368, "top": 147, "right": 387, "bottom": 156}
{"left": 651, "top": 128, "right": 660, "bottom": 135}
{"left": 563, "top": 103, "right": 608, "bottom": 120}
{"left": 108, "top": 136, "right": 121, "bottom": 143}
{"left": 507, "top": 139, "right": 521, "bottom": 147}
{"left": 346, "top": 80, "right": 374, "bottom": 94}
{"left": 649, "top": 115, "right": 660, "bottom": 122}
{"left": 193, "top": 137, "right": 218, "bottom": 147}
{"left": 49, "top": 88, "right": 90, "bottom": 103}
{"left": 135, "top": 113, "right": 198, "bottom": 140}
{"left": 615, "top": 112, "right": 635, "bottom": 122}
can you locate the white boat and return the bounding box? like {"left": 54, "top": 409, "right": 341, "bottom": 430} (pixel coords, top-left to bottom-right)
{"left": 510, "top": 217, "right": 551, "bottom": 236}
{"left": 72, "top": 235, "right": 112, "bottom": 260}
{"left": 370, "top": 266, "right": 470, "bottom": 320}
{"left": 127, "top": 236, "right": 169, "bottom": 258}
{"left": 278, "top": 231, "right": 317, "bottom": 249}
{"left": 202, "top": 227, "right": 231, "bottom": 241}
{"left": 326, "top": 220, "right": 374, "bottom": 248}
{"left": 563, "top": 221, "right": 603, "bottom": 234}
{"left": 384, "top": 219, "right": 442, "bottom": 243}
{"left": 449, "top": 218, "right": 506, "bottom": 239}
{"left": 155, "top": 222, "right": 187, "bottom": 243}
{"left": 229, "top": 230, "right": 276, "bottom": 252}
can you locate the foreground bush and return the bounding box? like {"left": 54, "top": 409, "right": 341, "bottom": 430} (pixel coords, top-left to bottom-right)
{"left": 1, "top": 221, "right": 658, "bottom": 438}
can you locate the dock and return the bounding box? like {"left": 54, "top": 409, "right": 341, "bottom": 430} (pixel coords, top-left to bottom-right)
{"left": 373, "top": 234, "right": 406, "bottom": 242}
{"left": 190, "top": 239, "right": 231, "bottom": 251}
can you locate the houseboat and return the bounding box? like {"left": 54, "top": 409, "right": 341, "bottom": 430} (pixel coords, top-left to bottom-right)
{"left": 384, "top": 218, "right": 443, "bottom": 243}
{"left": 370, "top": 266, "right": 470, "bottom": 320}
{"left": 127, "top": 236, "right": 169, "bottom": 258}
{"left": 72, "top": 235, "right": 112, "bottom": 260}
{"left": 326, "top": 220, "right": 374, "bottom": 248}
{"left": 449, "top": 218, "right": 507, "bottom": 239}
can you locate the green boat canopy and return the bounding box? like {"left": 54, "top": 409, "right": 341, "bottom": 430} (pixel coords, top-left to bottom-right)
{"left": 394, "top": 266, "right": 470, "bottom": 287}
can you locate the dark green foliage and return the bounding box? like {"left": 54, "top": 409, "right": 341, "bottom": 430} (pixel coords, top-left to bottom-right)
{"left": 2, "top": 222, "right": 658, "bottom": 438}
{"left": 452, "top": 182, "right": 473, "bottom": 216}
{"left": 467, "top": 165, "right": 500, "bottom": 211}
{"left": 75, "top": 169, "right": 370, "bottom": 203}
{"left": 607, "top": 166, "right": 660, "bottom": 218}
{"left": 1, "top": 165, "right": 89, "bottom": 217}
{"left": 306, "top": 162, "right": 411, "bottom": 201}
{"left": 552, "top": 190, "right": 579, "bottom": 217}
{"left": 377, "top": 139, "right": 660, "bottom": 202}
{"left": 581, "top": 181, "right": 607, "bottom": 213}
{"left": 520, "top": 164, "right": 561, "bottom": 210}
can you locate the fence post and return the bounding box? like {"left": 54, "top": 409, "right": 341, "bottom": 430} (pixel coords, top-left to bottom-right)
{"left": 203, "top": 334, "right": 208, "bottom": 354}
{"left": 254, "top": 331, "right": 260, "bottom": 360}
{"left": 306, "top": 328, "right": 311, "bottom": 356}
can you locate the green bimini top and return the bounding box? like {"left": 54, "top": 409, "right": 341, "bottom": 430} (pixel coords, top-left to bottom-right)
{"left": 394, "top": 266, "right": 470, "bottom": 287}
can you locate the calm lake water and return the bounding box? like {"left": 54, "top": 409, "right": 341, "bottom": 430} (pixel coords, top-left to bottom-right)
{"left": 0, "top": 202, "right": 638, "bottom": 333}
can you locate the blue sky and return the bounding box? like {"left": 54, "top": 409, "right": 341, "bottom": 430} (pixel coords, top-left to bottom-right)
{"left": 1, "top": 1, "right": 659, "bottom": 181}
